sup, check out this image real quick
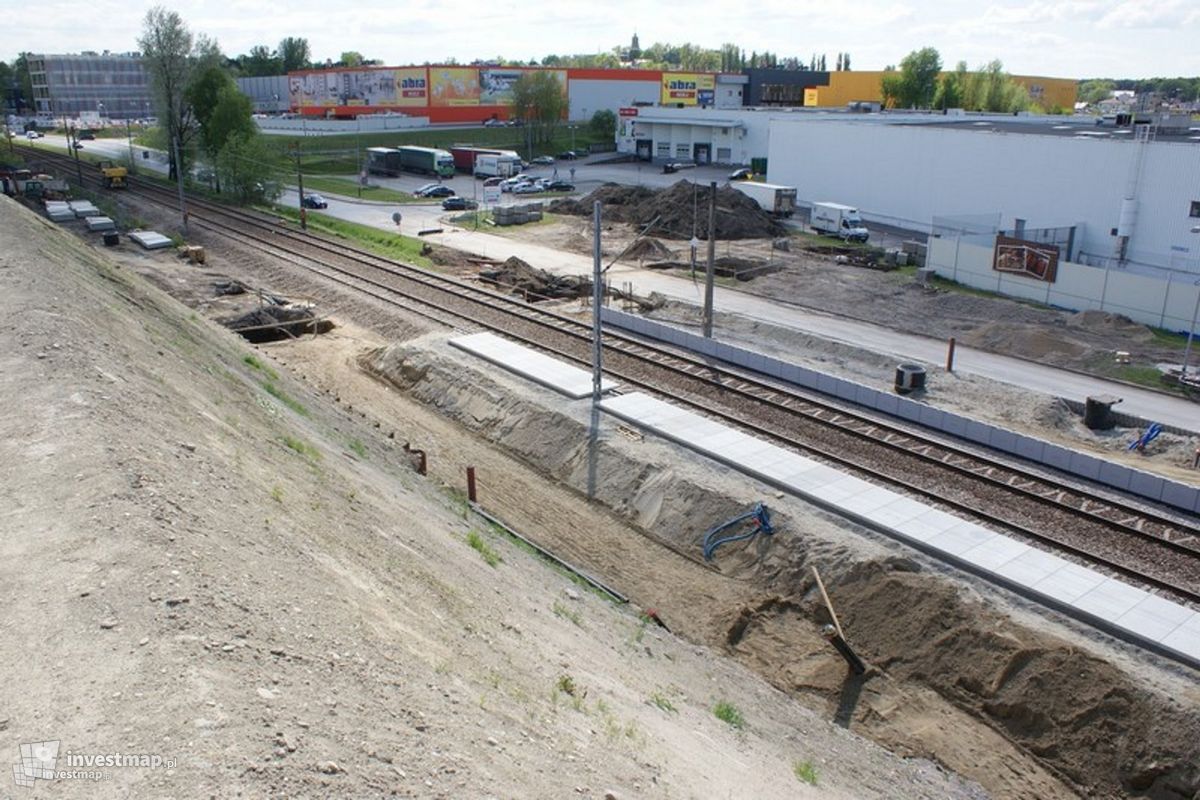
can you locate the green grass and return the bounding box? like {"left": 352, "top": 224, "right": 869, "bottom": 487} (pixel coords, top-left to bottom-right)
{"left": 281, "top": 435, "right": 320, "bottom": 459}
{"left": 301, "top": 174, "right": 418, "bottom": 203}
{"left": 243, "top": 354, "right": 279, "bottom": 380}
{"left": 262, "top": 381, "right": 309, "bottom": 417}
{"left": 466, "top": 530, "right": 502, "bottom": 567}
{"left": 555, "top": 674, "right": 578, "bottom": 696}
{"left": 650, "top": 692, "right": 677, "bottom": 714}
{"left": 713, "top": 701, "right": 745, "bottom": 729}
{"left": 348, "top": 438, "right": 368, "bottom": 459}
{"left": 270, "top": 485, "right": 284, "bottom": 503}
{"left": 793, "top": 760, "right": 819, "bottom": 786}
{"left": 552, "top": 600, "right": 583, "bottom": 627}
{"left": 270, "top": 206, "right": 434, "bottom": 268}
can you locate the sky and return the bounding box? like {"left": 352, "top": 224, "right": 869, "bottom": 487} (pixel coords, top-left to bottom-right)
{"left": 4, "top": 0, "right": 1199, "bottom": 79}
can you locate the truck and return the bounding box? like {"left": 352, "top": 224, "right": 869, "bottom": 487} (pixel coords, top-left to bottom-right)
{"left": 735, "top": 182, "right": 797, "bottom": 218}
{"left": 448, "top": 145, "right": 521, "bottom": 173}
{"left": 366, "top": 146, "right": 455, "bottom": 178}
{"left": 473, "top": 153, "right": 522, "bottom": 179}
{"left": 810, "top": 202, "right": 869, "bottom": 243}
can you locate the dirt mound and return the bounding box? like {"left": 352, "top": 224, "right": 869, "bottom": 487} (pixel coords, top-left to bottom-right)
{"left": 959, "top": 322, "right": 1088, "bottom": 360}
{"left": 625, "top": 237, "right": 676, "bottom": 261}
{"left": 1065, "top": 309, "right": 1156, "bottom": 342}
{"left": 479, "top": 255, "right": 590, "bottom": 300}
{"left": 550, "top": 181, "right": 787, "bottom": 240}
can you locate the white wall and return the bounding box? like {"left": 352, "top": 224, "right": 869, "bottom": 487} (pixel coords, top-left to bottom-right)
{"left": 767, "top": 119, "right": 1200, "bottom": 275}
{"left": 929, "top": 236, "right": 1200, "bottom": 332}
{"left": 568, "top": 79, "right": 659, "bottom": 122}
{"left": 255, "top": 116, "right": 430, "bottom": 135}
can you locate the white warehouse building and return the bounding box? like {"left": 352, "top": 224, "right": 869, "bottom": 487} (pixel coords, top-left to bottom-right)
{"left": 765, "top": 115, "right": 1200, "bottom": 276}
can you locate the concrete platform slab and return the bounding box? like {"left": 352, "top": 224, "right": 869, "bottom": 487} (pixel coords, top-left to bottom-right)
{"left": 129, "top": 230, "right": 172, "bottom": 250}
{"left": 598, "top": 390, "right": 1200, "bottom": 668}
{"left": 85, "top": 216, "right": 115, "bottom": 232}
{"left": 450, "top": 331, "right": 618, "bottom": 399}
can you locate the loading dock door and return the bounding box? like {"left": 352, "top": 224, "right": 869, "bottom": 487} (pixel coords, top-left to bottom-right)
{"left": 693, "top": 143, "right": 711, "bottom": 165}
{"left": 635, "top": 139, "right": 652, "bottom": 161}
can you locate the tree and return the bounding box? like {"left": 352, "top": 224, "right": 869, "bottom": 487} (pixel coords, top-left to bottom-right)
{"left": 12, "top": 53, "right": 34, "bottom": 113}
{"left": 933, "top": 61, "right": 968, "bottom": 109}
{"left": 880, "top": 46, "right": 941, "bottom": 108}
{"left": 215, "top": 131, "right": 278, "bottom": 204}
{"left": 278, "top": 37, "right": 310, "bottom": 73}
{"left": 339, "top": 51, "right": 365, "bottom": 67}
{"left": 139, "top": 7, "right": 221, "bottom": 180}
{"left": 239, "top": 45, "right": 280, "bottom": 77}
{"left": 589, "top": 109, "right": 616, "bottom": 139}
{"left": 1077, "top": 79, "right": 1115, "bottom": 106}
{"left": 187, "top": 65, "right": 255, "bottom": 189}
{"left": 510, "top": 71, "right": 566, "bottom": 144}
{"left": 843, "top": 53, "right": 851, "bottom": 71}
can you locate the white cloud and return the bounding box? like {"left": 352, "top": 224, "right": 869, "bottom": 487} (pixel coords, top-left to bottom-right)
{"left": 2, "top": 0, "right": 1196, "bottom": 78}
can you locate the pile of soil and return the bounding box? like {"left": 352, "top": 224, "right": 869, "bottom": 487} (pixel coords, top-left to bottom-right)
{"left": 550, "top": 181, "right": 787, "bottom": 241}
{"left": 625, "top": 237, "right": 676, "bottom": 261}
{"left": 479, "top": 255, "right": 591, "bottom": 301}
{"left": 1065, "top": 309, "right": 1156, "bottom": 344}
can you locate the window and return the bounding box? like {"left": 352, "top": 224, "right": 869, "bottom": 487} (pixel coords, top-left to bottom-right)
{"left": 1190, "top": 201, "right": 1200, "bottom": 218}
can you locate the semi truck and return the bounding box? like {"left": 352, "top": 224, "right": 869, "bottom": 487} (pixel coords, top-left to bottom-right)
{"left": 366, "top": 146, "right": 455, "bottom": 178}
{"left": 810, "top": 202, "right": 869, "bottom": 243}
{"left": 734, "top": 182, "right": 797, "bottom": 218}
{"left": 472, "top": 153, "right": 522, "bottom": 179}
{"left": 448, "top": 146, "right": 521, "bottom": 173}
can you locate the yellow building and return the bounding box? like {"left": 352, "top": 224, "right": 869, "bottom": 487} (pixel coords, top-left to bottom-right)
{"left": 810, "top": 71, "right": 1076, "bottom": 111}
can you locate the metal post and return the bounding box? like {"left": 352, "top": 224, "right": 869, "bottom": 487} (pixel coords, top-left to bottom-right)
{"left": 946, "top": 337, "right": 956, "bottom": 373}
{"left": 71, "top": 126, "right": 83, "bottom": 185}
{"left": 702, "top": 181, "right": 717, "bottom": 338}
{"left": 171, "top": 135, "right": 188, "bottom": 234}
{"left": 1182, "top": 281, "right": 1200, "bottom": 379}
{"left": 466, "top": 466, "right": 477, "bottom": 503}
{"left": 126, "top": 118, "right": 135, "bottom": 173}
{"left": 295, "top": 142, "right": 306, "bottom": 230}
{"left": 355, "top": 117, "right": 361, "bottom": 199}
{"left": 592, "top": 200, "right": 604, "bottom": 404}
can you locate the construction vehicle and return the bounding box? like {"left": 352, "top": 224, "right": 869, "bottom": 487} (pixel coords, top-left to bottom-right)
{"left": 97, "top": 160, "right": 128, "bottom": 189}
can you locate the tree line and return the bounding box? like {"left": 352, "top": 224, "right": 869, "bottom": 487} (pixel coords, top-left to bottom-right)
{"left": 880, "top": 47, "right": 1042, "bottom": 113}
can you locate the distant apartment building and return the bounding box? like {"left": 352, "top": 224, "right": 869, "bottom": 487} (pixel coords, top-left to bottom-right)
{"left": 28, "top": 52, "right": 151, "bottom": 119}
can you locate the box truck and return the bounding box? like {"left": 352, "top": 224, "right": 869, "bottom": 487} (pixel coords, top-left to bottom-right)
{"left": 810, "top": 202, "right": 869, "bottom": 243}
{"left": 735, "top": 182, "right": 797, "bottom": 218}
{"left": 473, "top": 153, "right": 522, "bottom": 179}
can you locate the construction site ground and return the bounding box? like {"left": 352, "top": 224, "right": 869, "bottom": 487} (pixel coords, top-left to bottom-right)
{"left": 5, "top": 184, "right": 1198, "bottom": 799}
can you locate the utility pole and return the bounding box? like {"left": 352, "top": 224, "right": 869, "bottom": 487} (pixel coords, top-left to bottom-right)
{"left": 172, "top": 135, "right": 188, "bottom": 234}
{"left": 702, "top": 181, "right": 717, "bottom": 338}
{"left": 294, "top": 140, "right": 306, "bottom": 230}
{"left": 70, "top": 125, "right": 83, "bottom": 186}
{"left": 591, "top": 200, "right": 604, "bottom": 404}
{"left": 355, "top": 116, "right": 362, "bottom": 199}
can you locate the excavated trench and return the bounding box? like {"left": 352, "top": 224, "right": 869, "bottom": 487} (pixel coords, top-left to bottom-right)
{"left": 365, "top": 337, "right": 1200, "bottom": 800}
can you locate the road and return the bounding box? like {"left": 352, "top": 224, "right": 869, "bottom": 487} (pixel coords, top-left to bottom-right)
{"left": 31, "top": 134, "right": 169, "bottom": 176}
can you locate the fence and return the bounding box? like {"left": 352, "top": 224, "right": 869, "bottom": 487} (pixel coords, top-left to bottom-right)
{"left": 600, "top": 307, "right": 1200, "bottom": 516}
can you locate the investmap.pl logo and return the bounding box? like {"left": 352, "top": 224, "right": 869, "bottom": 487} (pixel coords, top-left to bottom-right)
{"left": 11, "top": 740, "right": 176, "bottom": 787}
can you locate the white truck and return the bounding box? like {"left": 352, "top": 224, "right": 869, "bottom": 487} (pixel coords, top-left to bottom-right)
{"left": 735, "top": 182, "right": 798, "bottom": 218}
{"left": 473, "top": 153, "right": 522, "bottom": 179}
{"left": 810, "top": 202, "right": 869, "bottom": 243}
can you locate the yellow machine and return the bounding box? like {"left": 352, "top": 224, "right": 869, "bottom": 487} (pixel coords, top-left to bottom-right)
{"left": 97, "top": 160, "right": 128, "bottom": 189}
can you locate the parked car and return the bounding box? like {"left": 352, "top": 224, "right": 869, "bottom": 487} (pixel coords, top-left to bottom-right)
{"left": 543, "top": 180, "right": 575, "bottom": 192}
{"left": 24, "top": 130, "right": 41, "bottom": 140}
{"left": 416, "top": 184, "right": 454, "bottom": 198}
{"left": 729, "top": 167, "right": 753, "bottom": 181}
{"left": 483, "top": 117, "right": 504, "bottom": 127}
{"left": 442, "top": 196, "right": 478, "bottom": 211}
{"left": 530, "top": 155, "right": 555, "bottom": 165}
{"left": 499, "top": 174, "right": 532, "bottom": 192}
{"left": 78, "top": 130, "right": 96, "bottom": 140}
{"left": 302, "top": 193, "right": 328, "bottom": 209}
{"left": 662, "top": 161, "right": 696, "bottom": 174}
{"left": 413, "top": 183, "right": 441, "bottom": 196}
{"left": 556, "top": 150, "right": 580, "bottom": 160}
{"left": 512, "top": 182, "right": 543, "bottom": 195}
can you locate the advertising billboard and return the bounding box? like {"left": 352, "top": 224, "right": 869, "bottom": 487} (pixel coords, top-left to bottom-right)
{"left": 993, "top": 236, "right": 1059, "bottom": 282}
{"left": 430, "top": 68, "right": 481, "bottom": 106}
{"left": 394, "top": 67, "right": 428, "bottom": 107}
{"left": 661, "top": 73, "right": 715, "bottom": 106}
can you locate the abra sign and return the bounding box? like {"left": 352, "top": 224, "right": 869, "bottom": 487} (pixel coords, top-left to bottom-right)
{"left": 660, "top": 73, "right": 716, "bottom": 106}
{"left": 618, "top": 107, "right": 639, "bottom": 117}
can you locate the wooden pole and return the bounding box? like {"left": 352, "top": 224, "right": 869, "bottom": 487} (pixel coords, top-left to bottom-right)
{"left": 946, "top": 337, "right": 957, "bottom": 373}
{"left": 811, "top": 566, "right": 844, "bottom": 640}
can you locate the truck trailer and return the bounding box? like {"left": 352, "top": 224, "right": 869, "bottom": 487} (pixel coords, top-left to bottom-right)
{"left": 734, "top": 182, "right": 797, "bottom": 218}
{"left": 473, "top": 153, "right": 522, "bottom": 179}
{"left": 367, "top": 146, "right": 455, "bottom": 178}
{"left": 448, "top": 146, "right": 521, "bottom": 173}
{"left": 810, "top": 202, "right": 869, "bottom": 243}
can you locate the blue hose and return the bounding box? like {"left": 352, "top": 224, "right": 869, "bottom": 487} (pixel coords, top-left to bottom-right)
{"left": 703, "top": 503, "right": 774, "bottom": 561}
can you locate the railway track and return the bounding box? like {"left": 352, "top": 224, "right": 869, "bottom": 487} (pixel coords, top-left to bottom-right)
{"left": 27, "top": 147, "right": 1200, "bottom": 609}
